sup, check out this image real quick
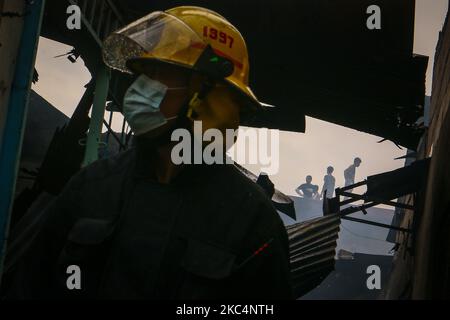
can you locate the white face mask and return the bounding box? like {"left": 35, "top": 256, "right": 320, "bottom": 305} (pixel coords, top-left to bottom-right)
{"left": 123, "top": 74, "right": 186, "bottom": 136}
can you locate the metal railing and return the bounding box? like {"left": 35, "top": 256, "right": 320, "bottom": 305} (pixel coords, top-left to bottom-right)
{"left": 68, "top": 0, "right": 125, "bottom": 46}
{"left": 67, "top": 0, "right": 131, "bottom": 159}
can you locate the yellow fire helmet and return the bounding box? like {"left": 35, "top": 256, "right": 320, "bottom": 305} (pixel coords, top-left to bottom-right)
{"left": 102, "top": 6, "right": 263, "bottom": 115}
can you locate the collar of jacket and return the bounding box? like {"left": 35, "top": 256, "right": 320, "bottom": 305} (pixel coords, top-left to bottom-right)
{"left": 131, "top": 136, "right": 226, "bottom": 187}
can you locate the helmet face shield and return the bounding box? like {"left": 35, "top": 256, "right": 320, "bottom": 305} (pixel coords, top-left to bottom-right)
{"left": 103, "top": 11, "right": 206, "bottom": 74}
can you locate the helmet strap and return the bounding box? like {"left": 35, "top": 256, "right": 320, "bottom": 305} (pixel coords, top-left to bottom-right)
{"left": 186, "top": 79, "right": 215, "bottom": 120}
{"left": 185, "top": 44, "right": 233, "bottom": 120}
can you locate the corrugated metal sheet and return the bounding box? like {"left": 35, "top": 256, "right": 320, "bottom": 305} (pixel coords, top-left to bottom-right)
{"left": 287, "top": 214, "right": 341, "bottom": 297}
{"left": 234, "top": 163, "right": 340, "bottom": 296}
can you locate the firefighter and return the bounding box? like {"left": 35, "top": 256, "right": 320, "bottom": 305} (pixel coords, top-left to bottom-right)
{"left": 3, "top": 6, "right": 293, "bottom": 299}
{"left": 344, "top": 157, "right": 362, "bottom": 192}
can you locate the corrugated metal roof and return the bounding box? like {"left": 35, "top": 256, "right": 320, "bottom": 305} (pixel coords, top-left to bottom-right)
{"left": 287, "top": 214, "right": 341, "bottom": 297}
{"left": 234, "top": 162, "right": 340, "bottom": 296}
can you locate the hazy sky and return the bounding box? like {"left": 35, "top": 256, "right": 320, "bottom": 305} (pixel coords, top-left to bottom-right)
{"left": 31, "top": 0, "right": 448, "bottom": 197}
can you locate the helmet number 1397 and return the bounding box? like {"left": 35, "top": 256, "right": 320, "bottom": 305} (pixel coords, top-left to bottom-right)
{"left": 203, "top": 26, "right": 234, "bottom": 48}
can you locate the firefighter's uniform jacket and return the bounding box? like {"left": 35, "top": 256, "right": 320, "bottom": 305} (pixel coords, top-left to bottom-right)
{"left": 5, "top": 143, "right": 293, "bottom": 299}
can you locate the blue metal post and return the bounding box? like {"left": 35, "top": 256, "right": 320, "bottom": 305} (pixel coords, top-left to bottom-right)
{"left": 0, "top": 0, "right": 46, "bottom": 278}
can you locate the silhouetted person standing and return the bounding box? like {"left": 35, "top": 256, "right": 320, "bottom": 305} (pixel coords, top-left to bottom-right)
{"left": 320, "top": 166, "right": 336, "bottom": 199}
{"left": 296, "top": 175, "right": 319, "bottom": 199}
{"left": 344, "top": 157, "right": 362, "bottom": 193}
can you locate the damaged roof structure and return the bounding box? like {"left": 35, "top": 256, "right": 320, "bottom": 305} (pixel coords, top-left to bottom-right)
{"left": 41, "top": 0, "right": 427, "bottom": 148}
{"left": 0, "top": 0, "right": 432, "bottom": 299}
